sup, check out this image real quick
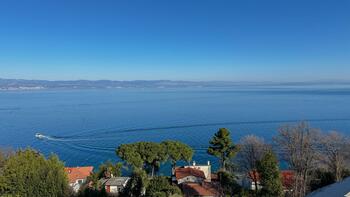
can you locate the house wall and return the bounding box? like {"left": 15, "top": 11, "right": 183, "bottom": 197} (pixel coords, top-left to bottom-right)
{"left": 105, "top": 185, "right": 119, "bottom": 193}
{"left": 240, "top": 178, "right": 262, "bottom": 190}
{"left": 250, "top": 181, "right": 262, "bottom": 190}
{"left": 178, "top": 176, "right": 204, "bottom": 184}
{"left": 69, "top": 179, "right": 86, "bottom": 193}
{"left": 185, "top": 165, "right": 211, "bottom": 180}
{"left": 76, "top": 179, "right": 85, "bottom": 184}
{"left": 103, "top": 178, "right": 130, "bottom": 194}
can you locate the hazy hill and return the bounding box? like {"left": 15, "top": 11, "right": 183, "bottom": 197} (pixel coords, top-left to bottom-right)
{"left": 1, "top": 78, "right": 350, "bottom": 90}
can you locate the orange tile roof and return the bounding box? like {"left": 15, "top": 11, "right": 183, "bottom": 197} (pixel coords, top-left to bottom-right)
{"left": 281, "top": 170, "right": 294, "bottom": 188}
{"left": 175, "top": 167, "right": 206, "bottom": 180}
{"left": 248, "top": 170, "right": 295, "bottom": 188}
{"left": 182, "top": 183, "right": 219, "bottom": 196}
{"left": 65, "top": 166, "right": 94, "bottom": 183}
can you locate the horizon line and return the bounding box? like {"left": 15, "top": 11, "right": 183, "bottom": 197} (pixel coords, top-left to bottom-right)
{"left": 2, "top": 77, "right": 350, "bottom": 84}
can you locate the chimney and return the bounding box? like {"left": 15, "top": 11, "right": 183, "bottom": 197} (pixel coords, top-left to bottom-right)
{"left": 207, "top": 161, "right": 211, "bottom": 182}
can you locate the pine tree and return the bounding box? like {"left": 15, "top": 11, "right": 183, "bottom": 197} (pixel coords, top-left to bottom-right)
{"left": 161, "top": 140, "right": 193, "bottom": 173}
{"left": 117, "top": 142, "right": 167, "bottom": 177}
{"left": 207, "top": 128, "right": 239, "bottom": 171}
{"left": 257, "top": 150, "right": 283, "bottom": 197}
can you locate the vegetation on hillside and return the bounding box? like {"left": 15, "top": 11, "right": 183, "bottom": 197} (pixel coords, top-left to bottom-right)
{"left": 256, "top": 150, "right": 283, "bottom": 197}
{"left": 1, "top": 122, "right": 349, "bottom": 197}
{"left": 116, "top": 141, "right": 193, "bottom": 177}
{"left": 145, "top": 176, "right": 182, "bottom": 197}
{"left": 0, "top": 149, "right": 70, "bottom": 197}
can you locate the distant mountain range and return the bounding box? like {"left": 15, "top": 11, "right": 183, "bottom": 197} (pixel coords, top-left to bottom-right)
{"left": 1, "top": 78, "right": 350, "bottom": 90}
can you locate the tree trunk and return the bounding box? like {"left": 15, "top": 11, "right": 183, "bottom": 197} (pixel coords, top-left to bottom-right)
{"left": 171, "top": 162, "right": 176, "bottom": 175}
{"left": 221, "top": 152, "right": 225, "bottom": 171}
{"left": 254, "top": 180, "right": 259, "bottom": 195}
{"left": 151, "top": 165, "right": 155, "bottom": 177}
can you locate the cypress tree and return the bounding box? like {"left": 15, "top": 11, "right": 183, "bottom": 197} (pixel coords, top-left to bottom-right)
{"left": 257, "top": 150, "right": 283, "bottom": 197}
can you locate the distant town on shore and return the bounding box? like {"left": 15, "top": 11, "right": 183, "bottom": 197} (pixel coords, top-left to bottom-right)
{"left": 1, "top": 78, "right": 350, "bottom": 90}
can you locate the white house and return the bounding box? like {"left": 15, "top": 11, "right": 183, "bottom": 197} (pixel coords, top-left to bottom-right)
{"left": 183, "top": 161, "right": 212, "bottom": 181}
{"left": 99, "top": 177, "right": 130, "bottom": 194}
{"left": 65, "top": 166, "right": 94, "bottom": 192}
{"left": 174, "top": 167, "right": 206, "bottom": 184}
{"left": 173, "top": 161, "right": 220, "bottom": 197}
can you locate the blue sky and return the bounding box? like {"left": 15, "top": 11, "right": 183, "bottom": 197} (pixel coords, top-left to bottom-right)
{"left": 0, "top": 0, "right": 349, "bottom": 81}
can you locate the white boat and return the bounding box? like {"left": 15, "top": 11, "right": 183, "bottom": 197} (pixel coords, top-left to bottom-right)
{"left": 35, "top": 133, "right": 45, "bottom": 139}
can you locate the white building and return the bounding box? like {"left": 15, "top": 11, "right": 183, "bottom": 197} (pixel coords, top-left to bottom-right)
{"left": 65, "top": 166, "right": 94, "bottom": 192}
{"left": 173, "top": 161, "right": 220, "bottom": 197}
{"left": 99, "top": 177, "right": 130, "bottom": 194}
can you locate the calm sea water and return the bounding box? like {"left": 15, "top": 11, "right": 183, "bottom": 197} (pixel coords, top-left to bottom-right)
{"left": 1, "top": 86, "right": 350, "bottom": 172}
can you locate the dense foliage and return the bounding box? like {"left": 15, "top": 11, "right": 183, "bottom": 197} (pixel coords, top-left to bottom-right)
{"left": 217, "top": 170, "right": 241, "bottom": 196}
{"left": 145, "top": 176, "right": 181, "bottom": 197}
{"left": 116, "top": 142, "right": 166, "bottom": 176}
{"left": 0, "top": 149, "right": 69, "bottom": 197}
{"left": 76, "top": 161, "right": 123, "bottom": 197}
{"left": 77, "top": 185, "right": 108, "bottom": 197}
{"left": 120, "top": 169, "right": 149, "bottom": 197}
{"left": 96, "top": 160, "right": 123, "bottom": 179}
{"left": 116, "top": 140, "right": 193, "bottom": 176}
{"left": 0, "top": 123, "right": 348, "bottom": 197}
{"left": 161, "top": 141, "right": 193, "bottom": 171}
{"left": 256, "top": 150, "right": 283, "bottom": 197}
{"left": 309, "top": 168, "right": 335, "bottom": 191}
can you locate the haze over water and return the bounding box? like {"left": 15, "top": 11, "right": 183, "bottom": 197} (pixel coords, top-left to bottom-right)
{"left": 1, "top": 86, "right": 350, "bottom": 171}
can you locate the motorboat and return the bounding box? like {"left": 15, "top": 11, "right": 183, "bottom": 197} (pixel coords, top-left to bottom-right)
{"left": 35, "top": 133, "right": 45, "bottom": 139}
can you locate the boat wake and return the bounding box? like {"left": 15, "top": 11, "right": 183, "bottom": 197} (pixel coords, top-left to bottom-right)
{"left": 35, "top": 133, "right": 69, "bottom": 141}
{"left": 35, "top": 117, "right": 350, "bottom": 142}
{"left": 35, "top": 132, "right": 96, "bottom": 142}
{"left": 63, "top": 117, "right": 350, "bottom": 138}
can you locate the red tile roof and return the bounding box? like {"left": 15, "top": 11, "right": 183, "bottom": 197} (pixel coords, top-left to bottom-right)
{"left": 175, "top": 167, "right": 206, "bottom": 180}
{"left": 182, "top": 183, "right": 219, "bottom": 197}
{"left": 65, "top": 166, "right": 94, "bottom": 183}
{"left": 248, "top": 170, "right": 295, "bottom": 188}
{"left": 281, "top": 170, "right": 294, "bottom": 189}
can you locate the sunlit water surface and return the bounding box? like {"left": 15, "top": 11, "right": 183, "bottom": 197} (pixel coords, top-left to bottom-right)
{"left": 1, "top": 86, "right": 350, "bottom": 172}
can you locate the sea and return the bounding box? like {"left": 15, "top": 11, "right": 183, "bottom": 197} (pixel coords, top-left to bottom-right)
{"left": 1, "top": 86, "right": 350, "bottom": 173}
